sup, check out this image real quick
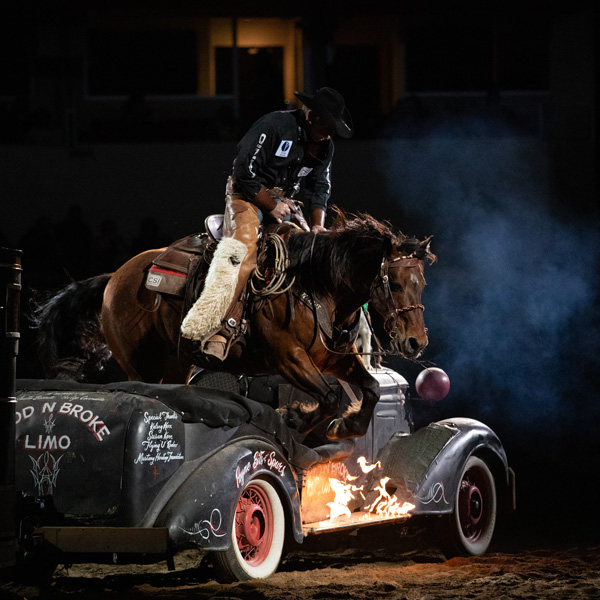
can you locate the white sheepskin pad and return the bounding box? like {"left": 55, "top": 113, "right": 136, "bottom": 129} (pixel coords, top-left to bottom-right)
{"left": 180, "top": 236, "right": 248, "bottom": 341}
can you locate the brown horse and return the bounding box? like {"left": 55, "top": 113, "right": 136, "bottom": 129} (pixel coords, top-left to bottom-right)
{"left": 35, "top": 211, "right": 435, "bottom": 439}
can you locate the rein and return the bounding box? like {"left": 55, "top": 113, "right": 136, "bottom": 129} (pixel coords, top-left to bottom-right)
{"left": 316, "top": 313, "right": 429, "bottom": 366}
{"left": 317, "top": 254, "right": 426, "bottom": 360}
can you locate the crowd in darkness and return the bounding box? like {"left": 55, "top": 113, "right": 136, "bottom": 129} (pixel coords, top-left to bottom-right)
{"left": 3, "top": 205, "right": 171, "bottom": 292}
{"left": 1, "top": 205, "right": 172, "bottom": 379}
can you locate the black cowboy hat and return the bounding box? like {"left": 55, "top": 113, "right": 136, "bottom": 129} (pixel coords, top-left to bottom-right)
{"left": 294, "top": 87, "right": 354, "bottom": 138}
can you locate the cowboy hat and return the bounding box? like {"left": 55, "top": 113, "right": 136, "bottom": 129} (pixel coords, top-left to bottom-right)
{"left": 294, "top": 87, "right": 354, "bottom": 138}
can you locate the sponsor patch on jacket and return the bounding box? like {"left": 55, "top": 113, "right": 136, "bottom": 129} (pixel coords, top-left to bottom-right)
{"left": 298, "top": 167, "right": 313, "bottom": 177}
{"left": 275, "top": 140, "right": 293, "bottom": 157}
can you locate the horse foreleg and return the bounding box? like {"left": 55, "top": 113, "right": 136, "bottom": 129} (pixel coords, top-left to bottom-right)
{"left": 324, "top": 351, "right": 380, "bottom": 440}
{"left": 275, "top": 350, "right": 341, "bottom": 435}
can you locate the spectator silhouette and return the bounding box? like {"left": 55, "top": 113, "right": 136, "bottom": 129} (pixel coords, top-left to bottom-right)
{"left": 94, "top": 218, "right": 129, "bottom": 273}
{"left": 17, "top": 216, "right": 63, "bottom": 379}
{"left": 18, "top": 215, "right": 62, "bottom": 290}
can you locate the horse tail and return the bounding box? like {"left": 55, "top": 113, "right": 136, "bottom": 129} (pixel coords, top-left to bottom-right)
{"left": 31, "top": 274, "right": 113, "bottom": 381}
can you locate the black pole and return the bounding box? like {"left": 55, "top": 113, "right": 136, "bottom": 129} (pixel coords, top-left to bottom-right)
{"left": 0, "top": 247, "right": 22, "bottom": 569}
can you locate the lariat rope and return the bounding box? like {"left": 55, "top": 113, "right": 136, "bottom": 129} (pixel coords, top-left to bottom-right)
{"left": 250, "top": 233, "right": 296, "bottom": 297}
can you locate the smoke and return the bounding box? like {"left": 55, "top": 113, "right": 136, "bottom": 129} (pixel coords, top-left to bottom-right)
{"left": 376, "top": 127, "right": 600, "bottom": 428}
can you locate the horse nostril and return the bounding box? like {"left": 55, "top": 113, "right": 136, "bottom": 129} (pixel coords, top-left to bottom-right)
{"left": 408, "top": 337, "right": 420, "bottom": 353}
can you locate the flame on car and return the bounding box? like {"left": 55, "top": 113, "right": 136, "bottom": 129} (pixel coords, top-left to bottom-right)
{"left": 363, "top": 476, "right": 414, "bottom": 518}
{"left": 326, "top": 476, "right": 364, "bottom": 522}
{"left": 308, "top": 457, "right": 415, "bottom": 529}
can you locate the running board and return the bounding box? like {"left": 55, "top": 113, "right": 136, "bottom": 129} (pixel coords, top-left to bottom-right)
{"left": 36, "top": 526, "right": 170, "bottom": 555}
{"left": 302, "top": 511, "right": 411, "bottom": 536}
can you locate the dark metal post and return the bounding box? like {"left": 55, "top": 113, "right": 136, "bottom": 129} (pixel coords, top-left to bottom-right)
{"left": 0, "top": 247, "right": 22, "bottom": 569}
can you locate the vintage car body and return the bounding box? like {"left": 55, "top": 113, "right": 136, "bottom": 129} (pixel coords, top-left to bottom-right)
{"left": 12, "top": 368, "right": 515, "bottom": 581}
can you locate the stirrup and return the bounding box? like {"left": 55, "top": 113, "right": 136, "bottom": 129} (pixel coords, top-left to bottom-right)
{"left": 205, "top": 214, "right": 224, "bottom": 242}
{"left": 202, "top": 336, "right": 228, "bottom": 361}
{"left": 193, "top": 320, "right": 245, "bottom": 363}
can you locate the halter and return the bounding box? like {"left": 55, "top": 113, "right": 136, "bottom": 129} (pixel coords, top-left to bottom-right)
{"left": 372, "top": 254, "right": 424, "bottom": 338}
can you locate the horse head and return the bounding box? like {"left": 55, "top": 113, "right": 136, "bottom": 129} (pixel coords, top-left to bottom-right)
{"left": 370, "top": 234, "right": 435, "bottom": 358}
{"left": 325, "top": 209, "right": 435, "bottom": 360}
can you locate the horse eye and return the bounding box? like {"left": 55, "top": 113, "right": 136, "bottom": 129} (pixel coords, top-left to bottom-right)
{"left": 389, "top": 281, "right": 403, "bottom": 292}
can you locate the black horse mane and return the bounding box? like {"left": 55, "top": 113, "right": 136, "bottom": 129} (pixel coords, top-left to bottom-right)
{"left": 286, "top": 208, "right": 435, "bottom": 298}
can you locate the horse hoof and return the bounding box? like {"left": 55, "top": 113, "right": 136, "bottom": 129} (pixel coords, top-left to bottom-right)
{"left": 326, "top": 419, "right": 341, "bottom": 439}
{"left": 326, "top": 419, "right": 354, "bottom": 440}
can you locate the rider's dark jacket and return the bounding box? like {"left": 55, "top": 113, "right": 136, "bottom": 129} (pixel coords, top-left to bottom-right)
{"left": 231, "top": 109, "right": 334, "bottom": 212}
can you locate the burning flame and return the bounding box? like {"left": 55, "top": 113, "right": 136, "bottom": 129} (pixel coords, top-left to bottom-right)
{"left": 325, "top": 457, "right": 415, "bottom": 524}
{"left": 364, "top": 476, "right": 414, "bottom": 518}
{"left": 357, "top": 456, "right": 381, "bottom": 473}
{"left": 327, "top": 478, "right": 364, "bottom": 522}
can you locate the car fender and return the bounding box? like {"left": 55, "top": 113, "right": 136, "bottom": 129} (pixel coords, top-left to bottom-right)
{"left": 150, "top": 437, "right": 302, "bottom": 550}
{"left": 372, "top": 417, "right": 513, "bottom": 516}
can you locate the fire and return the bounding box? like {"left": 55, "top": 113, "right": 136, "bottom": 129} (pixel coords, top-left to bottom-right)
{"left": 324, "top": 457, "right": 415, "bottom": 525}
{"left": 364, "top": 476, "right": 414, "bottom": 518}
{"left": 357, "top": 456, "right": 381, "bottom": 473}
{"left": 326, "top": 477, "right": 364, "bottom": 522}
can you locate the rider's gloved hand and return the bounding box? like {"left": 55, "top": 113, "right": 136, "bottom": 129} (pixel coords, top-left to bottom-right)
{"left": 281, "top": 198, "right": 310, "bottom": 231}
{"left": 269, "top": 201, "right": 291, "bottom": 223}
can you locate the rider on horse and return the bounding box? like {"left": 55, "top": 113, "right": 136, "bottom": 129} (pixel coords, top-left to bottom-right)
{"left": 181, "top": 87, "right": 354, "bottom": 361}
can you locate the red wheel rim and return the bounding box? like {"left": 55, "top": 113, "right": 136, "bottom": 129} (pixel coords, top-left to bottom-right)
{"left": 458, "top": 470, "right": 486, "bottom": 542}
{"left": 235, "top": 483, "right": 274, "bottom": 566}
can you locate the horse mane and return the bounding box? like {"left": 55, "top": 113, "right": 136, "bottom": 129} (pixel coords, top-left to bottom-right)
{"left": 286, "top": 207, "right": 435, "bottom": 298}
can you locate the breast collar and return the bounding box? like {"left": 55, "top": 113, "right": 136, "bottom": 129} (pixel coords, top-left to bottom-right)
{"left": 296, "top": 291, "right": 362, "bottom": 351}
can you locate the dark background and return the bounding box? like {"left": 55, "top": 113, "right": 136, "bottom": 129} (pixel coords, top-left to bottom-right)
{"left": 1, "top": 0, "right": 598, "bottom": 547}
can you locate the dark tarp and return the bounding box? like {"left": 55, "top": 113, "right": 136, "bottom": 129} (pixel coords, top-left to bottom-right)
{"left": 16, "top": 379, "right": 354, "bottom": 471}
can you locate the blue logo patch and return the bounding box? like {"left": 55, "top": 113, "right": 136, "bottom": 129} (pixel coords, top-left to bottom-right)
{"left": 275, "top": 140, "right": 293, "bottom": 157}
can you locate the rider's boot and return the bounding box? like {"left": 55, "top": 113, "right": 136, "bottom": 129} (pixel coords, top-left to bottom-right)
{"left": 181, "top": 195, "right": 259, "bottom": 362}
{"left": 202, "top": 296, "right": 245, "bottom": 360}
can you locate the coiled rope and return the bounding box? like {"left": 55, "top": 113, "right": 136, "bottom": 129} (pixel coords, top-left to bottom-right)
{"left": 250, "top": 233, "right": 296, "bottom": 297}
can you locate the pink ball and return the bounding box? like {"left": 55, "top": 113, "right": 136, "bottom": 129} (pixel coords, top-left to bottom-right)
{"left": 415, "top": 367, "right": 450, "bottom": 401}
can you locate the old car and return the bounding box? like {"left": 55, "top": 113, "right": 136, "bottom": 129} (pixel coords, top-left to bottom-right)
{"left": 11, "top": 367, "right": 515, "bottom": 582}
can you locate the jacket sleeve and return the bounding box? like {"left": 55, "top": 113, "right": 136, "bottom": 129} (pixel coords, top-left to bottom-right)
{"left": 232, "top": 116, "right": 278, "bottom": 200}
{"left": 303, "top": 146, "right": 334, "bottom": 212}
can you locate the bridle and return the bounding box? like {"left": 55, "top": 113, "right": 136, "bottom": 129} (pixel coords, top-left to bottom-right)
{"left": 371, "top": 254, "right": 424, "bottom": 339}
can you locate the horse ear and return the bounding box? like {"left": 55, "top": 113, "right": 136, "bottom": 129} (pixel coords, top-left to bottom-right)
{"left": 419, "top": 235, "right": 436, "bottom": 262}
{"left": 420, "top": 235, "right": 433, "bottom": 252}
{"left": 383, "top": 236, "right": 394, "bottom": 257}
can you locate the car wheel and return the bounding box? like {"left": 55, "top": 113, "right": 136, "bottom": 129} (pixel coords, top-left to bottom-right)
{"left": 212, "top": 477, "right": 285, "bottom": 582}
{"left": 438, "top": 455, "right": 497, "bottom": 557}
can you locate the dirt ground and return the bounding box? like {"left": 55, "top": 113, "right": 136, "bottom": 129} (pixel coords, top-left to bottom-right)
{"left": 2, "top": 522, "right": 598, "bottom": 600}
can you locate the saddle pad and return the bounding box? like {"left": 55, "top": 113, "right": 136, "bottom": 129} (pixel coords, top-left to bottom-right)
{"left": 145, "top": 265, "right": 186, "bottom": 296}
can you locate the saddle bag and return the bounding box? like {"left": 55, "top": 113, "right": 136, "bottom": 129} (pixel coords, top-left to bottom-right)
{"left": 145, "top": 233, "right": 214, "bottom": 297}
